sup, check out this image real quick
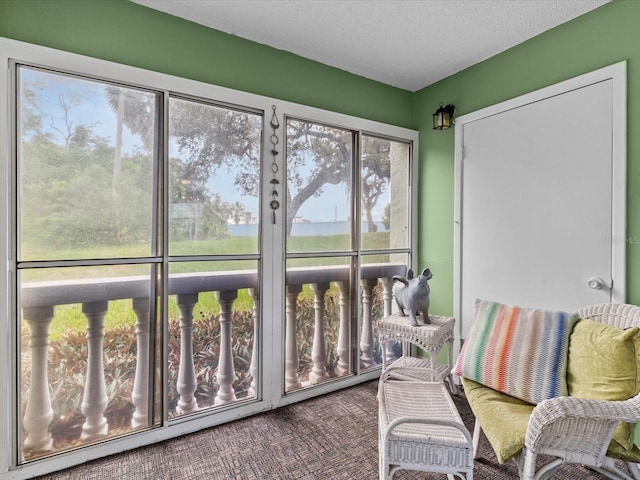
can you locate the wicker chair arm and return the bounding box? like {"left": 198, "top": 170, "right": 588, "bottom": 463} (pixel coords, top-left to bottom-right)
{"left": 525, "top": 393, "right": 640, "bottom": 456}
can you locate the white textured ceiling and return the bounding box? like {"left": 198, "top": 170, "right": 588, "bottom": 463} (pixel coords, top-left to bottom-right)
{"left": 132, "top": 0, "right": 609, "bottom": 92}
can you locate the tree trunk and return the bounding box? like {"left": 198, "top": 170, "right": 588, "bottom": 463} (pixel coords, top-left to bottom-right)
{"left": 365, "top": 205, "right": 377, "bottom": 232}
{"left": 112, "top": 91, "right": 126, "bottom": 241}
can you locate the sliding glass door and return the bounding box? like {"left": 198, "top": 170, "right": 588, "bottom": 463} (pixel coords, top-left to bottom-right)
{"left": 17, "top": 66, "right": 163, "bottom": 460}
{"left": 15, "top": 67, "right": 265, "bottom": 461}
{"left": 166, "top": 96, "right": 262, "bottom": 417}
{"left": 6, "top": 45, "right": 416, "bottom": 476}
{"left": 283, "top": 118, "right": 412, "bottom": 394}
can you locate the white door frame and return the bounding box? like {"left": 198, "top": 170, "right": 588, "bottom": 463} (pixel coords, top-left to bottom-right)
{"left": 453, "top": 62, "right": 627, "bottom": 349}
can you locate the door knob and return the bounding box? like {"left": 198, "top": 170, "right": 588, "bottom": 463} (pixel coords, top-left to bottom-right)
{"left": 587, "top": 277, "right": 607, "bottom": 290}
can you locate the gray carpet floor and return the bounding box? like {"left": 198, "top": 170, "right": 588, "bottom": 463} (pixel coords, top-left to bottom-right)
{"left": 34, "top": 380, "right": 611, "bottom": 479}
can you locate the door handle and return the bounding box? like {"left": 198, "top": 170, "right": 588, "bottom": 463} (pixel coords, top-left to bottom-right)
{"left": 587, "top": 277, "right": 608, "bottom": 290}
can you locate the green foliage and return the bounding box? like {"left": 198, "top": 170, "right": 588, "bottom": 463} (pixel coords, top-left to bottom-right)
{"left": 294, "top": 292, "right": 341, "bottom": 380}
{"left": 18, "top": 78, "right": 157, "bottom": 254}
{"left": 166, "top": 310, "right": 254, "bottom": 411}
{"left": 381, "top": 203, "right": 391, "bottom": 230}
{"left": 169, "top": 98, "right": 262, "bottom": 194}
{"left": 166, "top": 290, "right": 255, "bottom": 320}
{"left": 22, "top": 310, "right": 256, "bottom": 451}
{"left": 20, "top": 133, "right": 154, "bottom": 251}
{"left": 361, "top": 136, "right": 391, "bottom": 232}
{"left": 168, "top": 157, "right": 236, "bottom": 242}
{"left": 19, "top": 73, "right": 399, "bottom": 258}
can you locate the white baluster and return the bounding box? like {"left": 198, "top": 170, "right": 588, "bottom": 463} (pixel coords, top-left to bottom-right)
{"left": 176, "top": 294, "right": 198, "bottom": 414}
{"left": 335, "top": 281, "right": 351, "bottom": 377}
{"left": 360, "top": 279, "right": 378, "bottom": 369}
{"left": 380, "top": 277, "right": 397, "bottom": 363}
{"left": 131, "top": 297, "right": 150, "bottom": 428}
{"left": 22, "top": 306, "right": 54, "bottom": 451}
{"left": 81, "top": 301, "right": 109, "bottom": 440}
{"left": 381, "top": 277, "right": 393, "bottom": 317}
{"left": 214, "top": 290, "right": 237, "bottom": 405}
{"left": 285, "top": 284, "right": 303, "bottom": 392}
{"left": 309, "top": 283, "right": 331, "bottom": 384}
{"left": 248, "top": 288, "right": 259, "bottom": 398}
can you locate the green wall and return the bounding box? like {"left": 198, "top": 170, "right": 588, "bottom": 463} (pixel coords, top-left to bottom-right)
{"left": 415, "top": 0, "right": 640, "bottom": 315}
{"left": 0, "top": 0, "right": 413, "bottom": 128}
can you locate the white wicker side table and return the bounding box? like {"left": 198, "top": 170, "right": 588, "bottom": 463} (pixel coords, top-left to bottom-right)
{"left": 378, "top": 370, "right": 474, "bottom": 480}
{"left": 377, "top": 313, "right": 456, "bottom": 393}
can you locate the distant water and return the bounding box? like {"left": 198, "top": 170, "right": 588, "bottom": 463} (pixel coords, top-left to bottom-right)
{"left": 227, "top": 221, "right": 386, "bottom": 237}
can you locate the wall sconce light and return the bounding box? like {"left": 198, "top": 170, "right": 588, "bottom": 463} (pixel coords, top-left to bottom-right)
{"left": 432, "top": 103, "right": 455, "bottom": 130}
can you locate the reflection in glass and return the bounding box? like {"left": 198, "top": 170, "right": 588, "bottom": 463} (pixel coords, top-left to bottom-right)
{"left": 19, "top": 264, "right": 157, "bottom": 460}
{"left": 168, "top": 98, "right": 262, "bottom": 255}
{"left": 167, "top": 260, "right": 258, "bottom": 418}
{"left": 17, "top": 67, "right": 157, "bottom": 261}
{"left": 286, "top": 119, "right": 353, "bottom": 253}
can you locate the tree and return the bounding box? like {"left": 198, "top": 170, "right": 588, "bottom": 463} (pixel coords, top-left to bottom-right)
{"left": 285, "top": 120, "right": 353, "bottom": 234}
{"left": 20, "top": 79, "right": 44, "bottom": 137}
{"left": 169, "top": 99, "right": 262, "bottom": 193}
{"left": 48, "top": 94, "right": 100, "bottom": 149}
{"left": 231, "top": 202, "right": 245, "bottom": 224}
{"left": 105, "top": 87, "right": 156, "bottom": 240}
{"left": 168, "top": 99, "right": 260, "bottom": 239}
{"left": 361, "top": 137, "right": 391, "bottom": 232}
{"left": 19, "top": 78, "right": 154, "bottom": 254}
{"left": 285, "top": 123, "right": 391, "bottom": 235}
{"left": 105, "top": 86, "right": 155, "bottom": 151}
{"left": 381, "top": 203, "right": 391, "bottom": 231}
{"left": 168, "top": 157, "right": 232, "bottom": 240}
{"left": 108, "top": 95, "right": 393, "bottom": 236}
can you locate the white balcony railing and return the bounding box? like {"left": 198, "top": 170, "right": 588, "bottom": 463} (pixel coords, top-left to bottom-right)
{"left": 19, "top": 263, "right": 405, "bottom": 456}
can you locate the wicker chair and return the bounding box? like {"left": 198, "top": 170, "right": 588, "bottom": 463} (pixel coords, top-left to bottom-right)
{"left": 492, "top": 303, "right": 640, "bottom": 480}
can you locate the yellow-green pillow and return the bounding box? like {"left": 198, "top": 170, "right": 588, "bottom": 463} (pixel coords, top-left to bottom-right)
{"left": 632, "top": 334, "right": 640, "bottom": 448}
{"left": 462, "top": 377, "right": 533, "bottom": 464}
{"left": 567, "top": 318, "right": 639, "bottom": 450}
{"left": 607, "top": 437, "right": 640, "bottom": 463}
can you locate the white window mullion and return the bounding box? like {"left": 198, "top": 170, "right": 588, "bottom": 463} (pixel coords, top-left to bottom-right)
{"left": 260, "top": 100, "right": 286, "bottom": 409}
{"left": 160, "top": 90, "right": 170, "bottom": 426}
{"left": 0, "top": 50, "right": 14, "bottom": 476}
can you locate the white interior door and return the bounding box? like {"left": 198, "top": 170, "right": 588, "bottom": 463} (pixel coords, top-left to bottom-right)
{"left": 454, "top": 64, "right": 626, "bottom": 341}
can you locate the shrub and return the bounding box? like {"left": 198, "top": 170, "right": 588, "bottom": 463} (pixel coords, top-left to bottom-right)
{"left": 166, "top": 310, "right": 254, "bottom": 412}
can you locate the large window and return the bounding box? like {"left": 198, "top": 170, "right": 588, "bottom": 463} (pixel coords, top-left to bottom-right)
{"left": 2, "top": 39, "right": 417, "bottom": 477}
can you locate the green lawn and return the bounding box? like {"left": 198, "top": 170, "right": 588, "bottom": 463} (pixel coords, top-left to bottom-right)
{"left": 22, "top": 232, "right": 392, "bottom": 341}
{"left": 22, "top": 232, "right": 389, "bottom": 263}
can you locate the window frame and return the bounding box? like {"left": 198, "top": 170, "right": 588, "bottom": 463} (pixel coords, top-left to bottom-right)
{"left": 0, "top": 36, "right": 418, "bottom": 478}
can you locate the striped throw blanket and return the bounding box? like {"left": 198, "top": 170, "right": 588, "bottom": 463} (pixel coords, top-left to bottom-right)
{"left": 453, "top": 299, "right": 578, "bottom": 404}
